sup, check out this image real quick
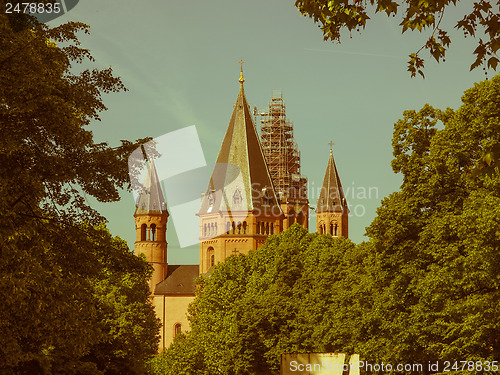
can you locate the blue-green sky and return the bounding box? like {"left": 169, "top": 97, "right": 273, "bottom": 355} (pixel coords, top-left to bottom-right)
{"left": 54, "top": 1, "right": 487, "bottom": 264}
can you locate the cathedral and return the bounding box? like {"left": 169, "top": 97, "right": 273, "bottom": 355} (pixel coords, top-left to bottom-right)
{"left": 134, "top": 68, "right": 349, "bottom": 349}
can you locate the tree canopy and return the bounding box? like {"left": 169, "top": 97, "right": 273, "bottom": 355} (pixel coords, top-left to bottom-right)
{"left": 0, "top": 7, "right": 158, "bottom": 374}
{"left": 294, "top": 0, "right": 500, "bottom": 77}
{"left": 148, "top": 225, "right": 362, "bottom": 375}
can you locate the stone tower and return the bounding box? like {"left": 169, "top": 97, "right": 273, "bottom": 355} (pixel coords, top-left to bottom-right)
{"left": 134, "top": 159, "right": 169, "bottom": 293}
{"left": 197, "top": 69, "right": 284, "bottom": 274}
{"left": 316, "top": 149, "right": 348, "bottom": 237}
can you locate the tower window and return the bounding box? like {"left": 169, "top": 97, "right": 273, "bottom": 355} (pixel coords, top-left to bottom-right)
{"left": 243, "top": 221, "right": 247, "bottom": 234}
{"left": 207, "top": 247, "right": 215, "bottom": 269}
{"left": 270, "top": 222, "right": 274, "bottom": 235}
{"left": 150, "top": 224, "right": 157, "bottom": 241}
{"left": 141, "top": 223, "right": 147, "bottom": 241}
{"left": 237, "top": 221, "right": 241, "bottom": 234}
{"left": 174, "top": 323, "right": 182, "bottom": 337}
{"left": 232, "top": 222, "right": 236, "bottom": 234}
{"left": 318, "top": 222, "right": 324, "bottom": 235}
{"left": 226, "top": 221, "right": 231, "bottom": 234}
{"left": 265, "top": 222, "right": 269, "bottom": 235}
{"left": 256, "top": 221, "right": 260, "bottom": 234}
{"left": 334, "top": 223, "right": 338, "bottom": 236}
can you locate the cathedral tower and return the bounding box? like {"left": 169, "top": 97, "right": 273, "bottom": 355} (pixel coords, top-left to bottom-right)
{"left": 259, "top": 92, "right": 309, "bottom": 231}
{"left": 197, "top": 68, "right": 284, "bottom": 274}
{"left": 134, "top": 159, "right": 169, "bottom": 293}
{"left": 316, "top": 148, "right": 348, "bottom": 237}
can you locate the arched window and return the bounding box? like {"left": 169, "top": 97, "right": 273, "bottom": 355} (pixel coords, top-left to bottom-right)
{"left": 207, "top": 247, "right": 215, "bottom": 269}
{"left": 270, "top": 223, "right": 274, "bottom": 235}
{"left": 150, "top": 224, "right": 157, "bottom": 241}
{"left": 266, "top": 222, "right": 269, "bottom": 235}
{"left": 256, "top": 221, "right": 260, "bottom": 234}
{"left": 319, "top": 223, "right": 324, "bottom": 234}
{"left": 243, "top": 221, "right": 247, "bottom": 234}
{"left": 334, "top": 223, "right": 338, "bottom": 236}
{"left": 174, "top": 323, "right": 182, "bottom": 337}
{"left": 141, "top": 223, "right": 147, "bottom": 241}
{"left": 227, "top": 221, "right": 231, "bottom": 234}
{"left": 204, "top": 224, "right": 207, "bottom": 237}
{"left": 211, "top": 223, "right": 214, "bottom": 236}
{"left": 232, "top": 222, "right": 236, "bottom": 234}
{"left": 323, "top": 224, "right": 326, "bottom": 234}
{"left": 237, "top": 221, "right": 241, "bottom": 234}
{"left": 214, "top": 223, "right": 218, "bottom": 235}
{"left": 330, "top": 222, "right": 334, "bottom": 235}
{"left": 261, "top": 222, "right": 265, "bottom": 234}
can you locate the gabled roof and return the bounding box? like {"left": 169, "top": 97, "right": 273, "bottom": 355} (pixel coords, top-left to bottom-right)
{"left": 316, "top": 150, "right": 348, "bottom": 213}
{"left": 154, "top": 265, "right": 199, "bottom": 295}
{"left": 134, "top": 159, "right": 168, "bottom": 215}
{"left": 198, "top": 72, "right": 282, "bottom": 217}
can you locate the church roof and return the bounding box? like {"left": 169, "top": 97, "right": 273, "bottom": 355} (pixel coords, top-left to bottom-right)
{"left": 316, "top": 150, "right": 348, "bottom": 213}
{"left": 134, "top": 159, "right": 168, "bottom": 215}
{"left": 154, "top": 265, "right": 199, "bottom": 295}
{"left": 198, "top": 71, "right": 282, "bottom": 217}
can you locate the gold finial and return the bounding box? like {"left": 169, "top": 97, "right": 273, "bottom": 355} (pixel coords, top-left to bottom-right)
{"left": 238, "top": 59, "right": 246, "bottom": 83}
{"left": 328, "top": 140, "right": 335, "bottom": 154}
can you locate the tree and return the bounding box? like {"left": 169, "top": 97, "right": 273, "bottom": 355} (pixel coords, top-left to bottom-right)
{"left": 364, "top": 74, "right": 500, "bottom": 371}
{"left": 148, "top": 225, "right": 361, "bottom": 375}
{"left": 294, "top": 0, "right": 500, "bottom": 77}
{"left": 0, "top": 7, "right": 158, "bottom": 374}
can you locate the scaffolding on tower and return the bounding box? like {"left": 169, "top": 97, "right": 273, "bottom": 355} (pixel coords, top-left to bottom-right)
{"left": 259, "top": 91, "right": 308, "bottom": 205}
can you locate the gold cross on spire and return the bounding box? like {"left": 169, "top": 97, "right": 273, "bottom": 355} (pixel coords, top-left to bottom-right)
{"left": 238, "top": 59, "right": 246, "bottom": 71}
{"left": 238, "top": 59, "right": 246, "bottom": 83}
{"left": 328, "top": 140, "right": 335, "bottom": 150}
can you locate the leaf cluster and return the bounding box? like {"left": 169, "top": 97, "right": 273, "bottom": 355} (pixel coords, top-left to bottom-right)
{"left": 294, "top": 0, "right": 500, "bottom": 77}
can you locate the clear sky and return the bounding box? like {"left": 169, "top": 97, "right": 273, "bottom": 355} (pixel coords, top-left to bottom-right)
{"left": 53, "top": 1, "right": 487, "bottom": 264}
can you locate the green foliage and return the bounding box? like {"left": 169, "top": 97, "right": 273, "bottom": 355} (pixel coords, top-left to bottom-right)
{"left": 364, "top": 74, "right": 500, "bottom": 371}
{"left": 0, "top": 7, "right": 157, "bottom": 374}
{"left": 293, "top": 0, "right": 500, "bottom": 77}
{"left": 149, "top": 225, "right": 360, "bottom": 375}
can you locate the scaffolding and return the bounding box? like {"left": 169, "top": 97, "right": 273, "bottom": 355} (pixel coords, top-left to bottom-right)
{"left": 259, "top": 92, "right": 308, "bottom": 204}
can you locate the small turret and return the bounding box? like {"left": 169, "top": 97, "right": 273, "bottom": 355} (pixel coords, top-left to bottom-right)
{"left": 134, "top": 159, "right": 169, "bottom": 293}
{"left": 316, "top": 147, "right": 348, "bottom": 237}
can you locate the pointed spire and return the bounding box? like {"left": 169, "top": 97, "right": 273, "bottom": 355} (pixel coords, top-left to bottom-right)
{"left": 316, "top": 148, "right": 347, "bottom": 213}
{"left": 135, "top": 158, "right": 168, "bottom": 215}
{"left": 199, "top": 71, "right": 281, "bottom": 216}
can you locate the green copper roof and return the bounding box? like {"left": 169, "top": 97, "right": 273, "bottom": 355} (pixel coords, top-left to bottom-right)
{"left": 199, "top": 79, "right": 282, "bottom": 218}
{"left": 316, "top": 150, "right": 348, "bottom": 213}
